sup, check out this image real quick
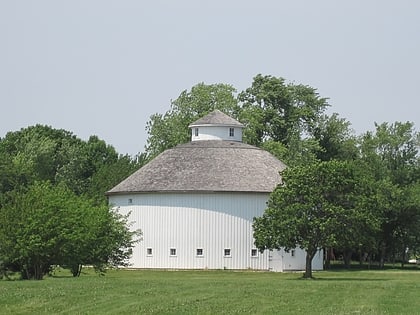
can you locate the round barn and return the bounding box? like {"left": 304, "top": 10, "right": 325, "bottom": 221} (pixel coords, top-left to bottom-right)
{"left": 107, "top": 110, "right": 323, "bottom": 271}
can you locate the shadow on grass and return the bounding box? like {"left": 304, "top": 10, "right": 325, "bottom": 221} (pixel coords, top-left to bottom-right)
{"left": 298, "top": 277, "right": 389, "bottom": 281}
{"left": 327, "top": 261, "right": 420, "bottom": 272}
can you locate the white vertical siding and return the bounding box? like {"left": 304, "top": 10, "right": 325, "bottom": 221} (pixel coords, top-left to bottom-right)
{"left": 111, "top": 192, "right": 270, "bottom": 270}
{"left": 191, "top": 126, "right": 242, "bottom": 142}
{"left": 269, "top": 248, "right": 323, "bottom": 271}
{"left": 110, "top": 192, "right": 323, "bottom": 271}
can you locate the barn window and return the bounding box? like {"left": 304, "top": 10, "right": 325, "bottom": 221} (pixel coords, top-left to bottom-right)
{"left": 251, "top": 249, "right": 258, "bottom": 257}
{"left": 128, "top": 198, "right": 133, "bottom": 204}
{"left": 291, "top": 249, "right": 295, "bottom": 257}
{"left": 147, "top": 248, "right": 153, "bottom": 256}
{"left": 170, "top": 248, "right": 177, "bottom": 256}
{"left": 229, "top": 128, "right": 234, "bottom": 137}
{"left": 196, "top": 248, "right": 203, "bottom": 256}
{"left": 194, "top": 128, "right": 199, "bottom": 137}
{"left": 224, "top": 248, "right": 231, "bottom": 257}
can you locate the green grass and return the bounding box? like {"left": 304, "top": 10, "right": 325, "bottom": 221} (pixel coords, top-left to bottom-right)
{"left": 1, "top": 268, "right": 420, "bottom": 314}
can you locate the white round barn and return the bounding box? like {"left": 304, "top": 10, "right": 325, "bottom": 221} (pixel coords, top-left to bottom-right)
{"left": 107, "top": 110, "right": 323, "bottom": 271}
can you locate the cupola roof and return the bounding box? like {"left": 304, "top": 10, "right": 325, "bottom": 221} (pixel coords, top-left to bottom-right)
{"left": 188, "top": 110, "right": 244, "bottom": 128}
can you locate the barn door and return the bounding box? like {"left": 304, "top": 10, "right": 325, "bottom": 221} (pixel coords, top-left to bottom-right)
{"left": 268, "top": 250, "right": 283, "bottom": 272}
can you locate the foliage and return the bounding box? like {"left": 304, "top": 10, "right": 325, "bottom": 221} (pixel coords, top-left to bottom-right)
{"left": 0, "top": 181, "right": 141, "bottom": 280}
{"left": 145, "top": 82, "right": 240, "bottom": 159}
{"left": 312, "top": 113, "right": 358, "bottom": 162}
{"left": 1, "top": 73, "right": 419, "bottom": 277}
{"left": 253, "top": 160, "right": 376, "bottom": 278}
{"left": 238, "top": 74, "right": 330, "bottom": 147}
{"left": 87, "top": 153, "right": 145, "bottom": 205}
{"left": 358, "top": 122, "right": 420, "bottom": 266}
{"left": 0, "top": 125, "right": 141, "bottom": 203}
{"left": 144, "top": 74, "right": 336, "bottom": 167}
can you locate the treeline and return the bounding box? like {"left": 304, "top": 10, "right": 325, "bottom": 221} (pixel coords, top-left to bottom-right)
{"left": 1, "top": 73, "right": 419, "bottom": 279}
{"left": 144, "top": 74, "right": 420, "bottom": 276}
{"left": 0, "top": 125, "right": 144, "bottom": 279}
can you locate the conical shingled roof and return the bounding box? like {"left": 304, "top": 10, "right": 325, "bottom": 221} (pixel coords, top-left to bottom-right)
{"left": 188, "top": 110, "right": 244, "bottom": 127}
{"left": 107, "top": 110, "right": 285, "bottom": 195}
{"left": 107, "top": 140, "right": 286, "bottom": 194}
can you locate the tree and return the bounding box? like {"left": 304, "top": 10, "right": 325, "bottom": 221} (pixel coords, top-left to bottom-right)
{"left": 358, "top": 122, "right": 420, "bottom": 267}
{"left": 0, "top": 125, "right": 83, "bottom": 190}
{"left": 0, "top": 181, "right": 141, "bottom": 279}
{"left": 145, "top": 82, "right": 240, "bottom": 159}
{"left": 253, "top": 160, "right": 373, "bottom": 278}
{"left": 238, "top": 74, "right": 330, "bottom": 147}
{"left": 312, "top": 113, "right": 358, "bottom": 162}
{"left": 0, "top": 125, "right": 140, "bottom": 203}
{"left": 87, "top": 153, "right": 146, "bottom": 205}
{"left": 144, "top": 75, "right": 332, "bottom": 166}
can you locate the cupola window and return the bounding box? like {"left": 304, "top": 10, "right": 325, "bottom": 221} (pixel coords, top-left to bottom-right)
{"left": 194, "top": 128, "right": 199, "bottom": 137}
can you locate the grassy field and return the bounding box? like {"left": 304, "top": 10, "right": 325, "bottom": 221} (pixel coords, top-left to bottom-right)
{"left": 1, "top": 267, "right": 420, "bottom": 314}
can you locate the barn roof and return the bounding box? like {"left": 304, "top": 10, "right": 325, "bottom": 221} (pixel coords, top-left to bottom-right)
{"left": 107, "top": 140, "right": 286, "bottom": 195}
{"left": 188, "top": 110, "right": 244, "bottom": 128}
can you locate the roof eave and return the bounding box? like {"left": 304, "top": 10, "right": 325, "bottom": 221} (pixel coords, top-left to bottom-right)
{"left": 106, "top": 189, "right": 272, "bottom": 196}
{"left": 188, "top": 123, "right": 244, "bottom": 128}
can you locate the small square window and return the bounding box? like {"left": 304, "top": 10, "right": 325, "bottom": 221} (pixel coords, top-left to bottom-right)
{"left": 196, "top": 248, "right": 203, "bottom": 256}
{"left": 194, "top": 128, "right": 199, "bottom": 137}
{"left": 147, "top": 248, "right": 153, "bottom": 256}
{"left": 128, "top": 198, "right": 133, "bottom": 204}
{"left": 170, "top": 248, "right": 177, "bottom": 256}
{"left": 229, "top": 128, "right": 234, "bottom": 137}
{"left": 224, "top": 248, "right": 231, "bottom": 257}
{"left": 251, "top": 249, "right": 258, "bottom": 257}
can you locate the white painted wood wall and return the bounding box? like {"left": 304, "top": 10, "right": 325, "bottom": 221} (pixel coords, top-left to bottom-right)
{"left": 109, "top": 192, "right": 323, "bottom": 271}
{"left": 191, "top": 126, "right": 242, "bottom": 142}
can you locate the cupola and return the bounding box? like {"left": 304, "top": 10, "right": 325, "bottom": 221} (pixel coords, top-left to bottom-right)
{"left": 188, "top": 110, "right": 244, "bottom": 142}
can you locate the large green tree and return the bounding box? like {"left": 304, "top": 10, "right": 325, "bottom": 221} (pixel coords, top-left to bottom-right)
{"left": 145, "top": 75, "right": 334, "bottom": 166}
{"left": 0, "top": 125, "right": 140, "bottom": 203}
{"left": 145, "top": 82, "right": 240, "bottom": 159}
{"left": 0, "top": 181, "right": 141, "bottom": 280}
{"left": 312, "top": 113, "right": 358, "bottom": 162}
{"left": 238, "top": 74, "right": 330, "bottom": 147}
{"left": 253, "top": 160, "right": 375, "bottom": 278}
{"left": 358, "top": 122, "right": 420, "bottom": 267}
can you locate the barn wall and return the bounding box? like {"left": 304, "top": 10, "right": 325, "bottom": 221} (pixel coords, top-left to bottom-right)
{"left": 109, "top": 192, "right": 324, "bottom": 271}
{"left": 110, "top": 192, "right": 270, "bottom": 270}
{"left": 269, "top": 248, "right": 324, "bottom": 272}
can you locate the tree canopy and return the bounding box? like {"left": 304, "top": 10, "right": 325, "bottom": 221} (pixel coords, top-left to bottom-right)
{"left": 0, "top": 181, "right": 141, "bottom": 279}
{"left": 1, "top": 73, "right": 419, "bottom": 279}
{"left": 145, "top": 83, "right": 240, "bottom": 159}
{"left": 253, "top": 160, "right": 377, "bottom": 278}
{"left": 142, "top": 74, "right": 420, "bottom": 274}
{"left": 0, "top": 125, "right": 143, "bottom": 279}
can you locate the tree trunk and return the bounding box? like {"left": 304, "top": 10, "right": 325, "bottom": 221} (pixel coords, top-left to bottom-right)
{"left": 71, "top": 264, "right": 83, "bottom": 277}
{"left": 343, "top": 249, "right": 352, "bottom": 269}
{"left": 379, "top": 242, "right": 386, "bottom": 269}
{"left": 324, "top": 247, "right": 331, "bottom": 270}
{"left": 401, "top": 246, "right": 406, "bottom": 268}
{"left": 359, "top": 250, "right": 367, "bottom": 266}
{"left": 34, "top": 263, "right": 43, "bottom": 280}
{"left": 303, "top": 250, "right": 314, "bottom": 279}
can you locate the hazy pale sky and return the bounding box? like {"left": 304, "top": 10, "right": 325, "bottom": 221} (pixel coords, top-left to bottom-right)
{"left": 1, "top": 0, "right": 419, "bottom": 156}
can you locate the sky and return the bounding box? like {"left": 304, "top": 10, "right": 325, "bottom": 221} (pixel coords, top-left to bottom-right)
{"left": 1, "top": 0, "right": 419, "bottom": 156}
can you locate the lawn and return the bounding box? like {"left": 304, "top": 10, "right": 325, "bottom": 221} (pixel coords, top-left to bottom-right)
{"left": 1, "top": 268, "right": 419, "bottom": 314}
